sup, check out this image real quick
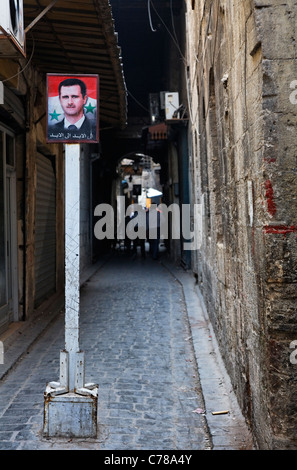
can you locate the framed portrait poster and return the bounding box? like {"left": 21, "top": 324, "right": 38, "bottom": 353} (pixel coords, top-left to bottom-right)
{"left": 46, "top": 74, "right": 99, "bottom": 143}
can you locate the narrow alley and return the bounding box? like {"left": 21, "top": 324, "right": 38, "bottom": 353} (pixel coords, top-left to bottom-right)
{"left": 1, "top": 0, "right": 296, "bottom": 451}
{"left": 0, "top": 251, "right": 252, "bottom": 451}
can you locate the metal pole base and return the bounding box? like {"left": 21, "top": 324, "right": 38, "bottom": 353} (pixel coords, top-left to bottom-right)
{"left": 43, "top": 388, "right": 98, "bottom": 438}
{"left": 43, "top": 350, "right": 98, "bottom": 438}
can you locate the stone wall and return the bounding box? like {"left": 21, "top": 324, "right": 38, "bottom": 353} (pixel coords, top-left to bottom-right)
{"left": 185, "top": 0, "right": 297, "bottom": 449}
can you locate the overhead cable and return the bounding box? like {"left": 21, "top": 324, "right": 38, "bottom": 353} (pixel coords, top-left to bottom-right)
{"left": 148, "top": 0, "right": 157, "bottom": 32}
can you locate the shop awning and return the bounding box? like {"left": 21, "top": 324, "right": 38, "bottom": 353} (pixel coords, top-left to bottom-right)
{"left": 23, "top": 0, "right": 127, "bottom": 129}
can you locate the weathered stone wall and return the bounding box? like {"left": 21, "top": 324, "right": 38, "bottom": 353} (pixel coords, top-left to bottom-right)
{"left": 185, "top": 0, "right": 297, "bottom": 449}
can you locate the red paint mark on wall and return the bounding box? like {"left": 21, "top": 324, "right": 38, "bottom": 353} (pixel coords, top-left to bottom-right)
{"left": 264, "top": 157, "right": 276, "bottom": 164}
{"left": 264, "top": 225, "right": 297, "bottom": 235}
{"left": 265, "top": 180, "right": 277, "bottom": 216}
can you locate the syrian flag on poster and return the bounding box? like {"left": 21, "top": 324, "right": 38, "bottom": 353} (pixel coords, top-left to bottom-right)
{"left": 48, "top": 95, "right": 98, "bottom": 126}
{"left": 47, "top": 75, "right": 98, "bottom": 128}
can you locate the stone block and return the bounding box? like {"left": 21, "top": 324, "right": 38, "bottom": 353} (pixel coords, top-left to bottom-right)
{"left": 255, "top": 5, "right": 295, "bottom": 60}
{"left": 43, "top": 390, "right": 98, "bottom": 438}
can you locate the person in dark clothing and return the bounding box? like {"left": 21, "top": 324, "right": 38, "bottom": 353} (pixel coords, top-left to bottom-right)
{"left": 146, "top": 204, "right": 161, "bottom": 260}
{"left": 51, "top": 115, "right": 95, "bottom": 134}
{"left": 130, "top": 209, "right": 146, "bottom": 259}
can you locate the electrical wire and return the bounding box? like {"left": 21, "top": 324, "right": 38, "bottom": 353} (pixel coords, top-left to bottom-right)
{"left": 147, "top": 1, "right": 198, "bottom": 130}
{"left": 127, "top": 89, "right": 149, "bottom": 113}
{"left": 145, "top": 0, "right": 210, "bottom": 139}
{"left": 170, "top": 0, "right": 178, "bottom": 44}
{"left": 148, "top": 0, "right": 157, "bottom": 32}
{"left": 2, "top": 33, "right": 35, "bottom": 83}
{"left": 149, "top": 0, "right": 186, "bottom": 64}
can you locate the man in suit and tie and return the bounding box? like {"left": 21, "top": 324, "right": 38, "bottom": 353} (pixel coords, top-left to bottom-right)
{"left": 48, "top": 78, "right": 96, "bottom": 141}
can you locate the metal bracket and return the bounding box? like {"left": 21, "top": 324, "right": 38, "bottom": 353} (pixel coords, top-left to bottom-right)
{"left": 44, "top": 350, "right": 98, "bottom": 397}
{"left": 76, "top": 383, "right": 98, "bottom": 398}
{"left": 25, "top": 0, "right": 59, "bottom": 34}
{"left": 44, "top": 382, "right": 68, "bottom": 397}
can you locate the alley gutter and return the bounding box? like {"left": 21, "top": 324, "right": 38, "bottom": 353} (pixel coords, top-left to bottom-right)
{"left": 162, "top": 260, "right": 255, "bottom": 451}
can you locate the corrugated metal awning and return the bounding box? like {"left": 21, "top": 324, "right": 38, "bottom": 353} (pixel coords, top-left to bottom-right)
{"left": 23, "top": 0, "right": 127, "bottom": 129}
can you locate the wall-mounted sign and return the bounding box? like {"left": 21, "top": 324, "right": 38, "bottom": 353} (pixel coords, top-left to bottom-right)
{"left": 46, "top": 74, "right": 99, "bottom": 144}
{"left": 0, "top": 0, "right": 25, "bottom": 55}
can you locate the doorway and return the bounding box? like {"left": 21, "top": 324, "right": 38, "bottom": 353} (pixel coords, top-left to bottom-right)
{"left": 0, "top": 128, "right": 18, "bottom": 334}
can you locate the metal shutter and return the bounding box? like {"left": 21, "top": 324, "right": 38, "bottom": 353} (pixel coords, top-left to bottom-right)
{"left": 34, "top": 153, "right": 56, "bottom": 306}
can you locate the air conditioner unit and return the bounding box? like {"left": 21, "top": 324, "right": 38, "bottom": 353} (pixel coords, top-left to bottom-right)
{"left": 0, "top": 0, "right": 25, "bottom": 57}
{"left": 165, "top": 92, "right": 179, "bottom": 120}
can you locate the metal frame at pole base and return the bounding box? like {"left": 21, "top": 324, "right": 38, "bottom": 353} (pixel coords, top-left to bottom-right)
{"left": 43, "top": 144, "right": 98, "bottom": 438}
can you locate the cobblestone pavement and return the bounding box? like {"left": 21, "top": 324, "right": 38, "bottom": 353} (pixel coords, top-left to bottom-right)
{"left": 0, "top": 253, "right": 212, "bottom": 450}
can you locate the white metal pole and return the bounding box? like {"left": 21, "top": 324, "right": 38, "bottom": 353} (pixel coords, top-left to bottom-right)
{"left": 44, "top": 142, "right": 97, "bottom": 438}
{"left": 65, "top": 143, "right": 81, "bottom": 392}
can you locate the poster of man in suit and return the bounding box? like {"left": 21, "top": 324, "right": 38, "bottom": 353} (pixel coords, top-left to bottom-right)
{"left": 47, "top": 74, "right": 99, "bottom": 143}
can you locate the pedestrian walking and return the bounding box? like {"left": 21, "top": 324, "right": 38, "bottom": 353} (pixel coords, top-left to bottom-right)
{"left": 146, "top": 204, "right": 162, "bottom": 260}
{"left": 129, "top": 208, "right": 146, "bottom": 259}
